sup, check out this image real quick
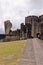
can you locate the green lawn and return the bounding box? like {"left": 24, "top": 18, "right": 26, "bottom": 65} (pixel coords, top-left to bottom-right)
{"left": 0, "top": 40, "right": 26, "bottom": 65}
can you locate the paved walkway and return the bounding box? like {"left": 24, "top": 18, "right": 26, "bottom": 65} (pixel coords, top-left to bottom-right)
{"left": 17, "top": 38, "right": 43, "bottom": 65}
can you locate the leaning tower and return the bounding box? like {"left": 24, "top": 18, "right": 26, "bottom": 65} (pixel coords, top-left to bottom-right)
{"left": 4, "top": 20, "right": 12, "bottom": 34}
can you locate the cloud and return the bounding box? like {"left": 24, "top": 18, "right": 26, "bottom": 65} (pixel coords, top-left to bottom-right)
{"left": 29, "top": 9, "right": 43, "bottom": 16}
{"left": 30, "top": 0, "right": 43, "bottom": 9}
{"left": 0, "top": 0, "right": 43, "bottom": 33}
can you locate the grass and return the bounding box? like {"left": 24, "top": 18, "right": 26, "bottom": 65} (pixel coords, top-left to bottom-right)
{"left": 0, "top": 40, "right": 26, "bottom": 65}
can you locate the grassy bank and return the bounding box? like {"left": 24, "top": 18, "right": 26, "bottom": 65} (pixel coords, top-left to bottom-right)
{"left": 0, "top": 40, "right": 26, "bottom": 65}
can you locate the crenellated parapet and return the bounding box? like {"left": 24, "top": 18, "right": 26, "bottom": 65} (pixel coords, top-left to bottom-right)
{"left": 25, "top": 16, "right": 38, "bottom": 24}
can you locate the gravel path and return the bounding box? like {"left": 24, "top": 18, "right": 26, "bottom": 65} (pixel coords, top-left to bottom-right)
{"left": 32, "top": 38, "right": 43, "bottom": 65}
{"left": 17, "top": 38, "right": 43, "bottom": 65}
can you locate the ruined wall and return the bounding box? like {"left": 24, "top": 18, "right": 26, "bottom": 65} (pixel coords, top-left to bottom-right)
{"left": 20, "top": 23, "right": 26, "bottom": 39}
{"left": 4, "top": 15, "right": 43, "bottom": 40}
{"left": 4, "top": 20, "right": 20, "bottom": 41}
{"left": 4, "top": 20, "right": 12, "bottom": 34}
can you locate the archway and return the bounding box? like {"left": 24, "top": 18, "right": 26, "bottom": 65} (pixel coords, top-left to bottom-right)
{"left": 36, "top": 33, "right": 40, "bottom": 38}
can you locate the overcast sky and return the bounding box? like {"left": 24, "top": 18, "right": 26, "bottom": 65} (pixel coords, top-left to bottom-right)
{"left": 0, "top": 0, "right": 43, "bottom": 34}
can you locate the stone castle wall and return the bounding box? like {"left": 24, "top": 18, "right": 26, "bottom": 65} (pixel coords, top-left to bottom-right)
{"left": 4, "top": 20, "right": 12, "bottom": 34}
{"left": 25, "top": 16, "right": 39, "bottom": 37}
{"left": 4, "top": 15, "right": 43, "bottom": 41}
{"left": 21, "top": 15, "right": 43, "bottom": 39}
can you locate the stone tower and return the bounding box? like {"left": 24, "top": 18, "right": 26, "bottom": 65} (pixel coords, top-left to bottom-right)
{"left": 39, "top": 15, "right": 43, "bottom": 34}
{"left": 4, "top": 20, "right": 12, "bottom": 34}
{"left": 25, "top": 16, "right": 39, "bottom": 38}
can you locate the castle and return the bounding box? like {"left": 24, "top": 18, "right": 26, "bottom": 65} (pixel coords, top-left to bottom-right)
{"left": 20, "top": 15, "right": 43, "bottom": 39}
{"left": 0, "top": 15, "right": 43, "bottom": 41}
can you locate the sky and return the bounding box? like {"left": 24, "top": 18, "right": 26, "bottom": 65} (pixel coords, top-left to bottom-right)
{"left": 0, "top": 0, "right": 43, "bottom": 34}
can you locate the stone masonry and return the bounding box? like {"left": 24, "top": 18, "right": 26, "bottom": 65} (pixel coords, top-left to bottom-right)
{"left": 21, "top": 15, "right": 43, "bottom": 39}
{"left": 4, "top": 15, "right": 43, "bottom": 40}
{"left": 4, "top": 20, "right": 12, "bottom": 34}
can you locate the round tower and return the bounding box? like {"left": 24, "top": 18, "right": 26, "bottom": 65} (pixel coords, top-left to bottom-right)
{"left": 39, "top": 15, "right": 43, "bottom": 34}
{"left": 25, "top": 16, "right": 39, "bottom": 37}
